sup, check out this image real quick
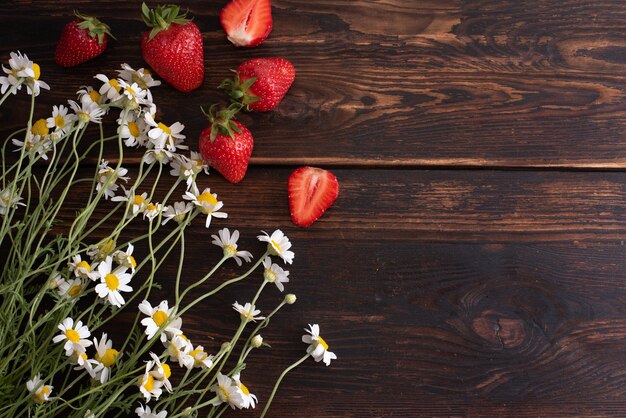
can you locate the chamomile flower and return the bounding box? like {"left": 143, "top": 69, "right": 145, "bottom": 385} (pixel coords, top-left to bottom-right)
{"left": 302, "top": 324, "right": 337, "bottom": 366}
{"left": 76, "top": 85, "right": 102, "bottom": 105}
{"left": 3, "top": 52, "right": 50, "bottom": 96}
{"left": 231, "top": 373, "right": 257, "bottom": 409}
{"left": 118, "top": 112, "right": 148, "bottom": 147}
{"left": 161, "top": 201, "right": 192, "bottom": 225}
{"left": 135, "top": 404, "right": 168, "bottom": 418}
{"left": 52, "top": 317, "right": 93, "bottom": 357}
{"left": 71, "top": 352, "right": 101, "bottom": 377}
{"left": 95, "top": 74, "right": 123, "bottom": 101}
{"left": 87, "top": 239, "right": 117, "bottom": 261}
{"left": 139, "top": 300, "right": 182, "bottom": 341}
{"left": 169, "top": 154, "right": 205, "bottom": 188}
{"left": 138, "top": 358, "right": 163, "bottom": 401}
{"left": 263, "top": 256, "right": 290, "bottom": 292}
{"left": 209, "top": 373, "right": 244, "bottom": 409}
{"left": 68, "top": 95, "right": 106, "bottom": 125}
{"left": 23, "top": 61, "right": 50, "bottom": 97}
{"left": 0, "top": 187, "right": 25, "bottom": 215}
{"left": 149, "top": 353, "right": 173, "bottom": 393}
{"left": 118, "top": 63, "right": 161, "bottom": 90}
{"left": 111, "top": 187, "right": 149, "bottom": 217}
{"left": 48, "top": 271, "right": 64, "bottom": 289}
{"left": 257, "top": 230, "right": 294, "bottom": 264}
{"left": 114, "top": 244, "right": 138, "bottom": 272}
{"left": 57, "top": 277, "right": 85, "bottom": 299}
{"left": 118, "top": 80, "right": 148, "bottom": 109}
{"left": 26, "top": 374, "right": 53, "bottom": 403}
{"left": 189, "top": 345, "right": 213, "bottom": 369}
{"left": 184, "top": 185, "right": 227, "bottom": 228}
{"left": 145, "top": 113, "right": 187, "bottom": 152}
{"left": 0, "top": 52, "right": 26, "bottom": 94}
{"left": 97, "top": 159, "right": 130, "bottom": 200}
{"left": 46, "top": 104, "right": 76, "bottom": 137}
{"left": 93, "top": 333, "right": 120, "bottom": 384}
{"left": 95, "top": 256, "right": 133, "bottom": 308}
{"left": 68, "top": 254, "right": 99, "bottom": 281}
{"left": 164, "top": 334, "right": 194, "bottom": 369}
{"left": 142, "top": 147, "right": 175, "bottom": 165}
{"left": 232, "top": 302, "right": 265, "bottom": 322}
{"left": 143, "top": 202, "right": 163, "bottom": 221}
{"left": 211, "top": 228, "right": 253, "bottom": 266}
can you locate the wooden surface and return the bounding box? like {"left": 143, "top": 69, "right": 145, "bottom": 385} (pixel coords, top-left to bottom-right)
{"left": 4, "top": 0, "right": 626, "bottom": 416}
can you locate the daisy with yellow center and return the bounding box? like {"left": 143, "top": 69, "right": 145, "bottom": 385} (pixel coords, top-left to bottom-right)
{"left": 117, "top": 63, "right": 161, "bottom": 90}
{"left": 93, "top": 333, "right": 120, "bottom": 384}
{"left": 46, "top": 104, "right": 76, "bottom": 137}
{"left": 164, "top": 334, "right": 194, "bottom": 369}
{"left": 262, "top": 256, "right": 290, "bottom": 292}
{"left": 148, "top": 353, "right": 173, "bottom": 393}
{"left": 95, "top": 74, "right": 123, "bottom": 101}
{"left": 232, "top": 373, "right": 258, "bottom": 409}
{"left": 68, "top": 94, "right": 106, "bottom": 126}
{"left": 143, "top": 202, "right": 163, "bottom": 221}
{"left": 26, "top": 374, "right": 53, "bottom": 404}
{"left": 95, "top": 256, "right": 133, "bottom": 308}
{"left": 232, "top": 302, "right": 265, "bottom": 323}
{"left": 23, "top": 61, "right": 49, "bottom": 97}
{"left": 113, "top": 244, "right": 138, "bottom": 272}
{"left": 138, "top": 357, "right": 164, "bottom": 401}
{"left": 169, "top": 154, "right": 206, "bottom": 189}
{"left": 118, "top": 80, "right": 148, "bottom": 109}
{"left": 145, "top": 113, "right": 187, "bottom": 153}
{"left": 117, "top": 112, "right": 147, "bottom": 147}
{"left": 112, "top": 187, "right": 149, "bottom": 218}
{"left": 0, "top": 187, "right": 25, "bottom": 215}
{"left": 139, "top": 300, "right": 182, "bottom": 341}
{"left": 76, "top": 85, "right": 102, "bottom": 104}
{"left": 209, "top": 373, "right": 244, "bottom": 409}
{"left": 184, "top": 185, "right": 228, "bottom": 228}
{"left": 68, "top": 254, "right": 99, "bottom": 281}
{"left": 52, "top": 317, "right": 93, "bottom": 357}
{"left": 302, "top": 324, "right": 337, "bottom": 366}
{"left": 211, "top": 228, "right": 253, "bottom": 266}
{"left": 189, "top": 344, "right": 214, "bottom": 369}
{"left": 161, "top": 201, "right": 193, "bottom": 225}
{"left": 96, "top": 159, "right": 130, "bottom": 200}
{"left": 257, "top": 229, "right": 295, "bottom": 264}
{"left": 87, "top": 238, "right": 117, "bottom": 261}
{"left": 57, "top": 277, "right": 85, "bottom": 299}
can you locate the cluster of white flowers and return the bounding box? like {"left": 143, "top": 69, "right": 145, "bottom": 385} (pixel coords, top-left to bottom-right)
{"left": 210, "top": 372, "right": 257, "bottom": 410}
{"left": 0, "top": 51, "right": 49, "bottom": 96}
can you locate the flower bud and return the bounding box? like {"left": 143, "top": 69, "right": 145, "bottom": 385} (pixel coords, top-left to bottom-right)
{"left": 284, "top": 294, "right": 297, "bottom": 305}
{"left": 251, "top": 335, "right": 263, "bottom": 348}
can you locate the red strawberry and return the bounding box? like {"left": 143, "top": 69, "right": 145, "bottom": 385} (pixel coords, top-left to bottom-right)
{"left": 220, "top": 0, "right": 272, "bottom": 47}
{"left": 55, "top": 12, "right": 113, "bottom": 67}
{"left": 198, "top": 104, "right": 254, "bottom": 183}
{"left": 220, "top": 58, "right": 295, "bottom": 112}
{"left": 140, "top": 3, "right": 204, "bottom": 92}
{"left": 288, "top": 167, "right": 339, "bottom": 227}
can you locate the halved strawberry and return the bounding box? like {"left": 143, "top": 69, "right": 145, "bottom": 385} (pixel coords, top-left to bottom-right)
{"left": 220, "top": 0, "right": 272, "bottom": 47}
{"left": 288, "top": 167, "right": 339, "bottom": 227}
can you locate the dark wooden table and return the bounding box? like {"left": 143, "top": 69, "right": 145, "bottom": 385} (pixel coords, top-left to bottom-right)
{"left": 4, "top": 0, "right": 626, "bottom": 416}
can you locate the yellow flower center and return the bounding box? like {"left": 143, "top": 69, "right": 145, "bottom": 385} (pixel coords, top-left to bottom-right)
{"left": 264, "top": 268, "right": 276, "bottom": 283}
{"left": 133, "top": 194, "right": 146, "bottom": 206}
{"left": 108, "top": 79, "right": 121, "bottom": 92}
{"left": 146, "top": 203, "right": 158, "bottom": 212}
{"left": 161, "top": 363, "right": 171, "bottom": 379}
{"left": 68, "top": 284, "right": 82, "bottom": 297}
{"left": 144, "top": 69, "right": 151, "bottom": 75}
{"left": 271, "top": 240, "right": 283, "bottom": 253}
{"left": 317, "top": 336, "right": 329, "bottom": 351}
{"left": 105, "top": 273, "right": 119, "bottom": 290}
{"left": 143, "top": 374, "right": 155, "bottom": 392}
{"left": 54, "top": 115, "right": 65, "bottom": 128}
{"left": 96, "top": 348, "right": 119, "bottom": 367}
{"left": 88, "top": 90, "right": 101, "bottom": 103}
{"left": 77, "top": 260, "right": 91, "bottom": 272}
{"left": 80, "top": 353, "right": 88, "bottom": 361}
{"left": 157, "top": 122, "right": 171, "bottom": 134}
{"left": 223, "top": 244, "right": 237, "bottom": 257}
{"left": 101, "top": 239, "right": 115, "bottom": 254}
{"left": 218, "top": 385, "right": 231, "bottom": 402}
{"left": 239, "top": 382, "right": 250, "bottom": 396}
{"left": 32, "top": 63, "right": 41, "bottom": 80}
{"left": 198, "top": 192, "right": 217, "bottom": 207}
{"left": 65, "top": 329, "right": 80, "bottom": 343}
{"left": 31, "top": 119, "right": 49, "bottom": 136}
{"left": 126, "top": 85, "right": 135, "bottom": 95}
{"left": 190, "top": 349, "right": 207, "bottom": 364}
{"left": 129, "top": 255, "right": 137, "bottom": 268}
{"left": 128, "top": 121, "right": 140, "bottom": 137}
{"left": 35, "top": 385, "right": 50, "bottom": 401}
{"left": 152, "top": 310, "right": 168, "bottom": 326}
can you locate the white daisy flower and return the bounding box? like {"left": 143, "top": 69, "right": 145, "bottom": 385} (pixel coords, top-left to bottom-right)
{"left": 189, "top": 345, "right": 213, "bottom": 369}
{"left": 142, "top": 147, "right": 175, "bottom": 165}
{"left": 209, "top": 373, "right": 244, "bottom": 409}
{"left": 0, "top": 187, "right": 25, "bottom": 215}
{"left": 145, "top": 113, "right": 187, "bottom": 153}
{"left": 138, "top": 358, "right": 163, "bottom": 402}
{"left": 93, "top": 333, "right": 120, "bottom": 384}
{"left": 4, "top": 53, "right": 50, "bottom": 97}
{"left": 231, "top": 373, "right": 257, "bottom": 409}
{"left": 183, "top": 185, "right": 227, "bottom": 228}
{"left": 161, "top": 201, "right": 192, "bottom": 225}
{"left": 57, "top": 277, "right": 85, "bottom": 299}
{"left": 169, "top": 154, "right": 204, "bottom": 189}
{"left": 143, "top": 202, "right": 163, "bottom": 221}
{"left": 139, "top": 300, "right": 182, "bottom": 341}
{"left": 71, "top": 351, "right": 101, "bottom": 377}
{"left": 86, "top": 239, "right": 117, "bottom": 262}
{"left": 118, "top": 80, "right": 148, "bottom": 109}
{"left": 135, "top": 404, "right": 168, "bottom": 418}
{"left": 302, "top": 324, "right": 337, "bottom": 366}
{"left": 113, "top": 244, "right": 137, "bottom": 272}
{"left": 211, "top": 228, "right": 253, "bottom": 266}
{"left": 46, "top": 105, "right": 76, "bottom": 137}
{"left": 48, "top": 271, "right": 64, "bottom": 289}
{"left": 149, "top": 353, "right": 173, "bottom": 393}
{"left": 95, "top": 256, "right": 133, "bottom": 308}
{"left": 68, "top": 95, "right": 106, "bottom": 125}
{"left": 163, "top": 334, "right": 194, "bottom": 369}
{"left": 257, "top": 230, "right": 294, "bottom": 264}
{"left": 26, "top": 374, "right": 53, "bottom": 403}
{"left": 96, "top": 159, "right": 130, "bottom": 200}
{"left": 111, "top": 187, "right": 149, "bottom": 217}
{"left": 263, "top": 256, "right": 290, "bottom": 292}
{"left": 94, "top": 74, "right": 123, "bottom": 101}
{"left": 117, "top": 63, "right": 161, "bottom": 90}
{"left": 0, "top": 52, "right": 25, "bottom": 94}
{"left": 68, "top": 254, "right": 99, "bottom": 281}
{"left": 52, "top": 317, "right": 93, "bottom": 357}
{"left": 76, "top": 85, "right": 103, "bottom": 105}
{"left": 232, "top": 302, "right": 265, "bottom": 323}
{"left": 23, "top": 62, "right": 49, "bottom": 97}
{"left": 118, "top": 111, "right": 148, "bottom": 147}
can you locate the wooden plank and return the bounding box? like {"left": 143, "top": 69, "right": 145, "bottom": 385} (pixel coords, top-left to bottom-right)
{"left": 36, "top": 167, "right": 626, "bottom": 416}
{"left": 3, "top": 1, "right": 626, "bottom": 167}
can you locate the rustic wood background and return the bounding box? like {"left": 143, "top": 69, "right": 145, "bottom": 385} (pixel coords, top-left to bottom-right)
{"left": 4, "top": 0, "right": 626, "bottom": 416}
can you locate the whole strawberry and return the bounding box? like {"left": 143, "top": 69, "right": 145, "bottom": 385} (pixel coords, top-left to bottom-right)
{"left": 220, "top": 57, "right": 295, "bottom": 112}
{"left": 55, "top": 12, "right": 114, "bottom": 67}
{"left": 198, "top": 104, "right": 253, "bottom": 183}
{"left": 140, "top": 3, "right": 204, "bottom": 93}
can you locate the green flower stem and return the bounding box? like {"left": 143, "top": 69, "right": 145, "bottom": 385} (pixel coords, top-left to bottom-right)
{"left": 236, "top": 301, "right": 287, "bottom": 365}
{"left": 259, "top": 354, "right": 312, "bottom": 418}
{"left": 0, "top": 80, "right": 23, "bottom": 107}
{"left": 177, "top": 254, "right": 228, "bottom": 304}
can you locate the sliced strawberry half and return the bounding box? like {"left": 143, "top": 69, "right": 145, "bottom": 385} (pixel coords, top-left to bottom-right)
{"left": 220, "top": 0, "right": 273, "bottom": 47}
{"left": 288, "top": 167, "right": 339, "bottom": 227}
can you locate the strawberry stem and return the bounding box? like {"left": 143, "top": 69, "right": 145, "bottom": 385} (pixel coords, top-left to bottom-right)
{"left": 141, "top": 2, "right": 191, "bottom": 41}
{"left": 200, "top": 103, "right": 244, "bottom": 142}
{"left": 218, "top": 70, "right": 261, "bottom": 111}
{"left": 74, "top": 11, "right": 115, "bottom": 43}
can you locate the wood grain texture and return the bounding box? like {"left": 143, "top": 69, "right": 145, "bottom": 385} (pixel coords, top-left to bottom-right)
{"left": 4, "top": 1, "right": 626, "bottom": 167}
